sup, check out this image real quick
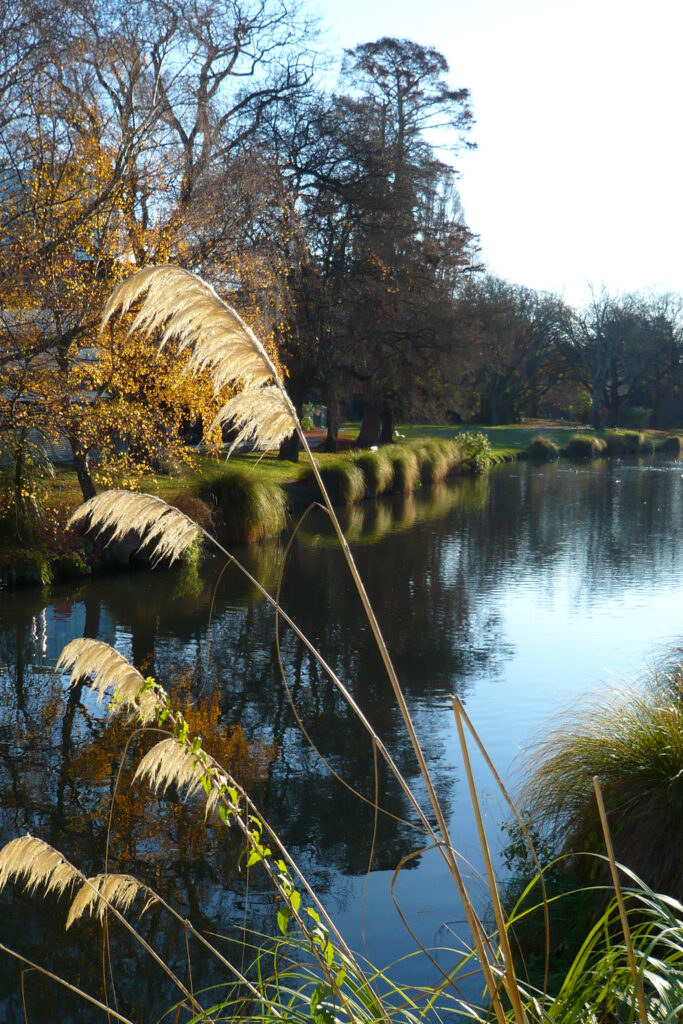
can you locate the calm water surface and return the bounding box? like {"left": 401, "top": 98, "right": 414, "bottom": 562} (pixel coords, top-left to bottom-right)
{"left": 1, "top": 457, "right": 682, "bottom": 1020}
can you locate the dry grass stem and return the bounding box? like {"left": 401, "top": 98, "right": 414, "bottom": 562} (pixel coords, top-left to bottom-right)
{"left": 0, "top": 836, "right": 79, "bottom": 898}
{"left": 70, "top": 490, "right": 201, "bottom": 565}
{"left": 101, "top": 265, "right": 296, "bottom": 450}
{"left": 67, "top": 874, "right": 149, "bottom": 929}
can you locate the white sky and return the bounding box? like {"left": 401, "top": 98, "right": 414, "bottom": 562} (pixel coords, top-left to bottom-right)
{"left": 314, "top": 0, "right": 683, "bottom": 308}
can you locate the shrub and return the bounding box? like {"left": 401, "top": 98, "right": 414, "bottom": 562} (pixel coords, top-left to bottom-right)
{"left": 624, "top": 405, "right": 652, "bottom": 430}
{"left": 528, "top": 435, "right": 559, "bottom": 461}
{"left": 456, "top": 431, "right": 494, "bottom": 472}
{"left": 569, "top": 391, "right": 592, "bottom": 425}
{"left": 203, "top": 466, "right": 288, "bottom": 543}
{"left": 562, "top": 433, "right": 607, "bottom": 459}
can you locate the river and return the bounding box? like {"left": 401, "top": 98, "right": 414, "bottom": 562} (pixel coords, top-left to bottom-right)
{"left": 1, "top": 456, "right": 682, "bottom": 1021}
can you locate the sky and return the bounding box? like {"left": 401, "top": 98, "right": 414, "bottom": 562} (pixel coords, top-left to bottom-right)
{"left": 314, "top": 0, "right": 683, "bottom": 309}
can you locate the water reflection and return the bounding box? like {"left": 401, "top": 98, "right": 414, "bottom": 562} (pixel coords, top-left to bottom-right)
{"left": 1, "top": 458, "right": 683, "bottom": 1021}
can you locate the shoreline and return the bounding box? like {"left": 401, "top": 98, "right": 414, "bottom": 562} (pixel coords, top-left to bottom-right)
{"left": 1, "top": 427, "right": 680, "bottom": 591}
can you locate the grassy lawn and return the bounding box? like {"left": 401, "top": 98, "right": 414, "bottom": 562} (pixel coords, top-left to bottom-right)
{"left": 343, "top": 420, "right": 583, "bottom": 460}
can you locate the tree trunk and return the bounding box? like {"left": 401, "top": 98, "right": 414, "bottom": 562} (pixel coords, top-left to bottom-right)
{"left": 71, "top": 442, "right": 96, "bottom": 501}
{"left": 591, "top": 381, "right": 603, "bottom": 431}
{"left": 380, "top": 400, "right": 394, "bottom": 445}
{"left": 278, "top": 430, "right": 300, "bottom": 462}
{"left": 324, "top": 387, "right": 341, "bottom": 452}
{"left": 356, "top": 393, "right": 382, "bottom": 448}
{"left": 278, "top": 375, "right": 306, "bottom": 462}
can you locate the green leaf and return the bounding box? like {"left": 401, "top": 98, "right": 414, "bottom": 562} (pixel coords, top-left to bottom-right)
{"left": 324, "top": 941, "right": 334, "bottom": 967}
{"left": 276, "top": 906, "right": 291, "bottom": 935}
{"left": 290, "top": 889, "right": 301, "bottom": 914}
{"left": 306, "top": 908, "right": 321, "bottom": 925}
{"left": 334, "top": 967, "right": 346, "bottom": 989}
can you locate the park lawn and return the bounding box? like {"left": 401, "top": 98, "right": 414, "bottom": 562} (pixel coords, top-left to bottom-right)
{"left": 342, "top": 420, "right": 580, "bottom": 461}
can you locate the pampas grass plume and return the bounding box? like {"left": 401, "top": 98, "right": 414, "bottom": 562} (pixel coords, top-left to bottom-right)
{"left": 66, "top": 874, "right": 148, "bottom": 929}
{"left": 0, "top": 836, "right": 79, "bottom": 898}
{"left": 134, "top": 737, "right": 205, "bottom": 799}
{"left": 57, "top": 638, "right": 161, "bottom": 722}
{"left": 69, "top": 490, "right": 201, "bottom": 566}
{"left": 101, "top": 265, "right": 297, "bottom": 452}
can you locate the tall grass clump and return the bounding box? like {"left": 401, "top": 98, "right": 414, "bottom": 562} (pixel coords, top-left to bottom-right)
{"left": 604, "top": 429, "right": 652, "bottom": 456}
{"left": 411, "top": 438, "right": 460, "bottom": 484}
{"left": 521, "top": 658, "right": 683, "bottom": 899}
{"left": 658, "top": 433, "right": 683, "bottom": 456}
{"left": 351, "top": 447, "right": 395, "bottom": 496}
{"left": 202, "top": 466, "right": 288, "bottom": 543}
{"left": 2, "top": 264, "right": 676, "bottom": 1024}
{"left": 384, "top": 445, "right": 421, "bottom": 494}
{"left": 310, "top": 456, "right": 367, "bottom": 505}
{"left": 562, "top": 433, "right": 607, "bottom": 459}
{"left": 528, "top": 436, "right": 559, "bottom": 461}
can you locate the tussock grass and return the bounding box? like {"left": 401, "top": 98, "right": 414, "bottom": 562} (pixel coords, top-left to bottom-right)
{"left": 351, "top": 447, "right": 395, "bottom": 496}
{"left": 385, "top": 445, "right": 421, "bottom": 494}
{"left": 658, "top": 433, "right": 683, "bottom": 456}
{"left": 167, "top": 493, "right": 216, "bottom": 535}
{"left": 604, "top": 430, "right": 652, "bottom": 456}
{"left": 412, "top": 438, "right": 461, "bottom": 484}
{"left": 562, "top": 433, "right": 608, "bottom": 459}
{"left": 203, "top": 466, "right": 288, "bottom": 543}
{"left": 521, "top": 659, "right": 683, "bottom": 898}
{"left": 313, "top": 457, "right": 367, "bottom": 505}
{"left": 528, "top": 435, "right": 559, "bottom": 461}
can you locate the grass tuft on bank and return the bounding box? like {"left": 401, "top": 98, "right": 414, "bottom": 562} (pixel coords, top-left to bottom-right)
{"left": 520, "top": 657, "right": 683, "bottom": 900}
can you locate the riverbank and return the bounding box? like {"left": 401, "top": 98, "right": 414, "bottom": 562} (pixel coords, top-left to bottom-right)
{"left": 0, "top": 434, "right": 491, "bottom": 588}
{"left": 1, "top": 425, "right": 680, "bottom": 589}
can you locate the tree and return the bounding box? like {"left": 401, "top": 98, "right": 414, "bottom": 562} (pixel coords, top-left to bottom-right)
{"left": 265, "top": 40, "right": 478, "bottom": 453}
{"left": 0, "top": 0, "right": 315, "bottom": 497}
{"left": 457, "top": 277, "right": 571, "bottom": 425}
{"left": 565, "top": 288, "right": 679, "bottom": 428}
